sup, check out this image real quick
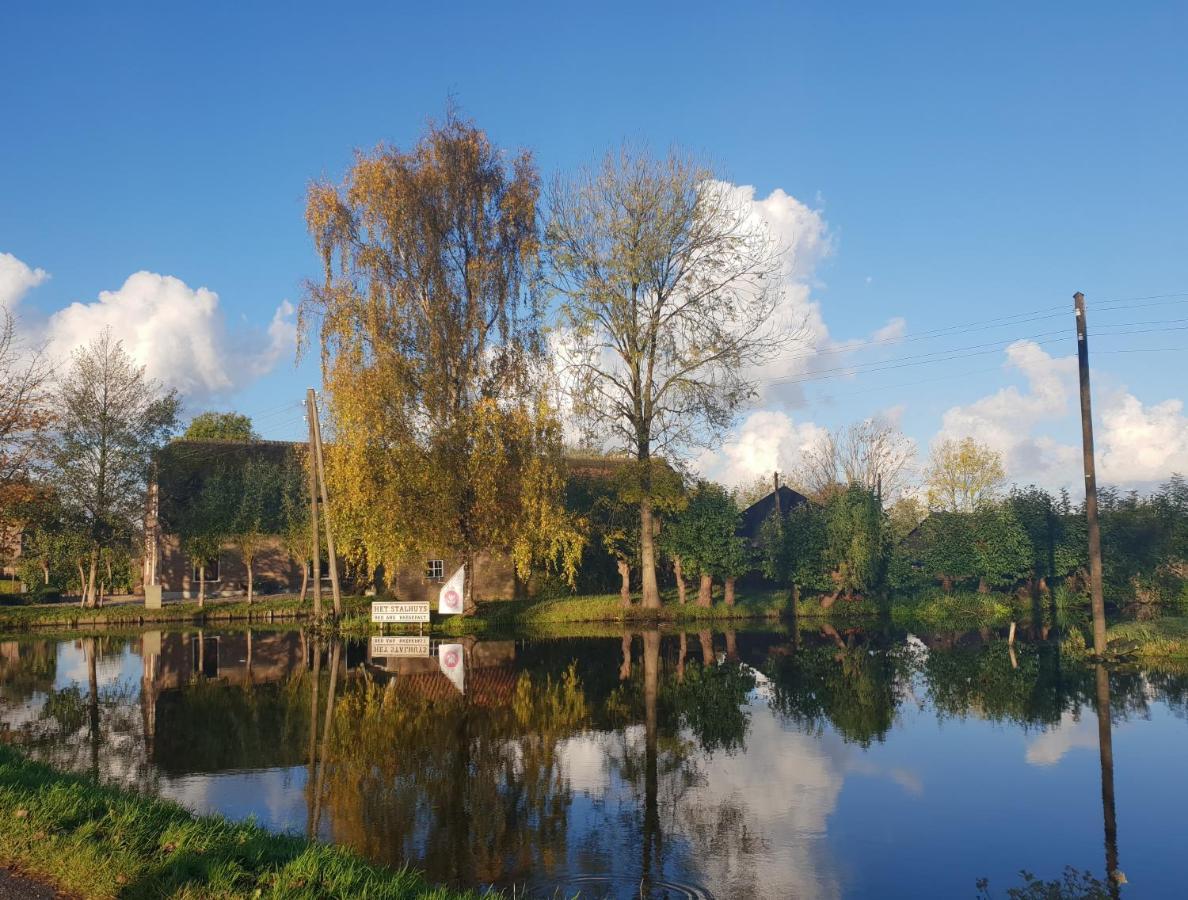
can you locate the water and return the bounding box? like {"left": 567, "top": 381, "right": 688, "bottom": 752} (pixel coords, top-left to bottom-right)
{"left": 1, "top": 625, "right": 1185, "bottom": 899}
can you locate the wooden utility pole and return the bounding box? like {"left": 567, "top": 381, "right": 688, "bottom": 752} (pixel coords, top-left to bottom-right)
{"left": 1074, "top": 292, "right": 1107, "bottom": 656}
{"left": 307, "top": 389, "right": 341, "bottom": 617}
{"left": 306, "top": 399, "right": 321, "bottom": 618}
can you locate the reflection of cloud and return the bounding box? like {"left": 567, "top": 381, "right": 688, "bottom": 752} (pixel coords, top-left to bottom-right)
{"left": 54, "top": 642, "right": 130, "bottom": 690}
{"left": 846, "top": 757, "right": 924, "bottom": 796}
{"left": 1025, "top": 712, "right": 1098, "bottom": 766}
{"left": 159, "top": 768, "right": 310, "bottom": 835}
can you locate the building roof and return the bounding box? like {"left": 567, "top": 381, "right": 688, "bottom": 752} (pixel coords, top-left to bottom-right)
{"left": 737, "top": 485, "right": 810, "bottom": 540}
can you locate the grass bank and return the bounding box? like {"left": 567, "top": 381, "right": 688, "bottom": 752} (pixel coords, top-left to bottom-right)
{"left": 0, "top": 745, "right": 479, "bottom": 899}
{"left": 1105, "top": 616, "right": 1188, "bottom": 663}
{"left": 0, "top": 594, "right": 370, "bottom": 635}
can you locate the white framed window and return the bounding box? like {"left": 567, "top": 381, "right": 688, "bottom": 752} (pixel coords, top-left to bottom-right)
{"left": 192, "top": 557, "right": 221, "bottom": 583}
{"left": 426, "top": 559, "right": 444, "bottom": 581}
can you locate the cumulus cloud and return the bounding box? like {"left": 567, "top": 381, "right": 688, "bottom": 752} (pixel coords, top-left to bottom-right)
{"left": 935, "top": 339, "right": 1188, "bottom": 490}
{"left": 43, "top": 269, "right": 296, "bottom": 402}
{"left": 695, "top": 409, "right": 831, "bottom": 488}
{"left": 0, "top": 252, "right": 49, "bottom": 312}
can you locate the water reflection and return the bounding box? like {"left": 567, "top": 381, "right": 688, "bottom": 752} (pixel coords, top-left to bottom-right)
{"left": 1, "top": 625, "right": 1185, "bottom": 897}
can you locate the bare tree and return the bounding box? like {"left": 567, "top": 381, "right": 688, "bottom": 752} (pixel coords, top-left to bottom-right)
{"left": 791, "top": 418, "right": 916, "bottom": 502}
{"left": 0, "top": 309, "right": 52, "bottom": 499}
{"left": 548, "top": 146, "right": 796, "bottom": 607}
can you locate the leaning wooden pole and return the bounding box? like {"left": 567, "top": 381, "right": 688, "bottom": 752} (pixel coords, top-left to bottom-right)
{"left": 1074, "top": 292, "right": 1108, "bottom": 656}
{"left": 308, "top": 389, "right": 342, "bottom": 618}
{"left": 306, "top": 395, "right": 322, "bottom": 619}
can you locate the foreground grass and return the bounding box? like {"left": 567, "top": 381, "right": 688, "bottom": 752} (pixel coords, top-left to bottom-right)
{"left": 0, "top": 745, "right": 480, "bottom": 899}
{"left": 0, "top": 594, "right": 371, "bottom": 635}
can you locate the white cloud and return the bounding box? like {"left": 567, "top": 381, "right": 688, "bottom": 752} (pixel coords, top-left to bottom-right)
{"left": 44, "top": 270, "right": 296, "bottom": 403}
{"left": 935, "top": 339, "right": 1188, "bottom": 490}
{"left": 935, "top": 340, "right": 1082, "bottom": 488}
{"left": 0, "top": 252, "right": 49, "bottom": 312}
{"left": 1098, "top": 391, "right": 1188, "bottom": 484}
{"left": 695, "top": 409, "right": 830, "bottom": 487}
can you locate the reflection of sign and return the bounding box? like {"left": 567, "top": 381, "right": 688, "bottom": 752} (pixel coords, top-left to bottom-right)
{"left": 371, "top": 601, "right": 431, "bottom": 623}
{"left": 369, "top": 636, "right": 431, "bottom": 657}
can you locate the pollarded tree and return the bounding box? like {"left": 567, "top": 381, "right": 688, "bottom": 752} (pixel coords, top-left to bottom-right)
{"left": 822, "top": 485, "right": 889, "bottom": 605}
{"left": 303, "top": 109, "right": 582, "bottom": 613}
{"left": 969, "top": 502, "right": 1031, "bottom": 593}
{"left": 230, "top": 457, "right": 284, "bottom": 604}
{"left": 49, "top": 331, "right": 178, "bottom": 607}
{"left": 920, "top": 513, "right": 977, "bottom": 593}
{"left": 548, "top": 147, "right": 794, "bottom": 609}
{"left": 662, "top": 481, "right": 745, "bottom": 607}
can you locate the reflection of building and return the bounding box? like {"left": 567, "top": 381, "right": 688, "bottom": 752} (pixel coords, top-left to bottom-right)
{"left": 365, "top": 640, "right": 519, "bottom": 706}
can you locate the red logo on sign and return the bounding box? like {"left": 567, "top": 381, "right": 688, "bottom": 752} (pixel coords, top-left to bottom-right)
{"left": 444, "top": 589, "right": 460, "bottom": 609}
{"left": 443, "top": 649, "right": 459, "bottom": 668}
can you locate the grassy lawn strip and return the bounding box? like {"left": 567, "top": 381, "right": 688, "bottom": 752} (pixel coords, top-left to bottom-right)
{"left": 0, "top": 745, "right": 480, "bottom": 899}
{"left": 0, "top": 595, "right": 371, "bottom": 634}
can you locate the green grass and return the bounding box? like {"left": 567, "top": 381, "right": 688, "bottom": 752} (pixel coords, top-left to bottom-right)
{"left": 0, "top": 744, "right": 481, "bottom": 899}
{"left": 1106, "top": 616, "right": 1188, "bottom": 662}
{"left": 890, "top": 591, "right": 1017, "bottom": 632}
{"left": 0, "top": 594, "right": 371, "bottom": 635}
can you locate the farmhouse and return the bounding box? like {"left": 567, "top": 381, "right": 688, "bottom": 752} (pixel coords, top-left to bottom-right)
{"left": 147, "top": 440, "right": 631, "bottom": 601}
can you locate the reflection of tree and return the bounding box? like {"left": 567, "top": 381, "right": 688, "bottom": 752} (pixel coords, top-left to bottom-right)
{"left": 314, "top": 662, "right": 587, "bottom": 889}
{"left": 765, "top": 630, "right": 900, "bottom": 746}
{"left": 0, "top": 640, "right": 57, "bottom": 704}
{"left": 925, "top": 642, "right": 1078, "bottom": 727}
{"left": 668, "top": 653, "right": 756, "bottom": 754}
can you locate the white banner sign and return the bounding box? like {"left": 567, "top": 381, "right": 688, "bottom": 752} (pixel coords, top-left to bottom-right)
{"left": 438, "top": 642, "right": 465, "bottom": 694}
{"left": 438, "top": 565, "right": 465, "bottom": 616}
{"left": 369, "top": 635, "right": 431, "bottom": 658}
{"left": 370, "top": 601, "right": 431, "bottom": 623}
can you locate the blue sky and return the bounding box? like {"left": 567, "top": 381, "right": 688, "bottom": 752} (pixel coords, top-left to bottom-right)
{"left": 2, "top": 2, "right": 1186, "bottom": 489}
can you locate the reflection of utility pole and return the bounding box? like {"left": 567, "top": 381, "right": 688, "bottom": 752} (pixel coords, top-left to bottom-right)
{"left": 1094, "top": 663, "right": 1123, "bottom": 898}
{"left": 306, "top": 639, "right": 321, "bottom": 840}
{"left": 311, "top": 639, "right": 340, "bottom": 836}
{"left": 1074, "top": 293, "right": 1107, "bottom": 656}
{"left": 307, "top": 389, "right": 341, "bottom": 618}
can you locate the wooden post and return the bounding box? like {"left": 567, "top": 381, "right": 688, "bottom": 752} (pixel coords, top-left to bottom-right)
{"left": 1074, "top": 292, "right": 1107, "bottom": 656}
{"left": 306, "top": 395, "right": 322, "bottom": 619}
{"left": 308, "top": 389, "right": 342, "bottom": 618}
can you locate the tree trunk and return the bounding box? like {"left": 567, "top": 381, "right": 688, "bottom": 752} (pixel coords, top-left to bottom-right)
{"left": 85, "top": 548, "right": 99, "bottom": 609}
{"left": 790, "top": 584, "right": 800, "bottom": 649}
{"left": 978, "top": 577, "right": 990, "bottom": 594}
{"left": 298, "top": 564, "right": 309, "bottom": 604}
{"left": 697, "top": 572, "right": 712, "bottom": 608}
{"left": 198, "top": 563, "right": 206, "bottom": 608}
{"left": 820, "top": 590, "right": 839, "bottom": 610}
{"left": 941, "top": 575, "right": 954, "bottom": 594}
{"left": 41, "top": 562, "right": 49, "bottom": 586}
{"left": 699, "top": 630, "right": 714, "bottom": 665}
{"left": 724, "top": 576, "right": 736, "bottom": 607}
{"left": 673, "top": 556, "right": 687, "bottom": 605}
{"left": 639, "top": 497, "right": 661, "bottom": 609}
{"left": 617, "top": 559, "right": 631, "bottom": 607}
{"left": 246, "top": 556, "right": 254, "bottom": 605}
{"left": 463, "top": 551, "right": 477, "bottom": 616}
{"left": 77, "top": 562, "right": 86, "bottom": 607}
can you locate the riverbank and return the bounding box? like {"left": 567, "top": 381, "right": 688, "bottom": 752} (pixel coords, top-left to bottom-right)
{"left": 0, "top": 595, "right": 371, "bottom": 635}
{"left": 0, "top": 746, "right": 480, "bottom": 899}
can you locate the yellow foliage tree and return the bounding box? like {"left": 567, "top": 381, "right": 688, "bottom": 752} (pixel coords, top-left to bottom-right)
{"left": 302, "top": 109, "right": 583, "bottom": 612}
{"left": 924, "top": 437, "right": 1006, "bottom": 512}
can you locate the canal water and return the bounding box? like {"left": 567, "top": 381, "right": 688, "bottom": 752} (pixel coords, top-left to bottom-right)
{"left": 0, "top": 626, "right": 1184, "bottom": 898}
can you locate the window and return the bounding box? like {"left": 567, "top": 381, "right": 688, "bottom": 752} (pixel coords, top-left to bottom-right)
{"left": 307, "top": 559, "right": 331, "bottom": 580}
{"left": 425, "top": 559, "right": 444, "bottom": 581}
{"left": 192, "top": 557, "right": 220, "bottom": 583}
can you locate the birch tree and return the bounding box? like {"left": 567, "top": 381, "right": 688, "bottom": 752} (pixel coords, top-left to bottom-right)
{"left": 547, "top": 147, "right": 792, "bottom": 607}
{"left": 50, "top": 332, "right": 178, "bottom": 607}
{"left": 303, "top": 110, "right": 582, "bottom": 612}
